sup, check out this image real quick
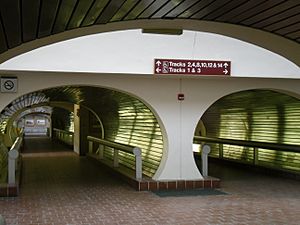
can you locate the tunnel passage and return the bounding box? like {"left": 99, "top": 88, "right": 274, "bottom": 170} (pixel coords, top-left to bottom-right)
{"left": 196, "top": 89, "right": 300, "bottom": 175}
{"left": 0, "top": 86, "right": 164, "bottom": 178}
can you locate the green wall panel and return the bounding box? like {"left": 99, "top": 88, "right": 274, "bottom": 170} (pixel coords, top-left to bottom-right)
{"left": 101, "top": 95, "right": 163, "bottom": 178}
{"left": 201, "top": 90, "right": 300, "bottom": 174}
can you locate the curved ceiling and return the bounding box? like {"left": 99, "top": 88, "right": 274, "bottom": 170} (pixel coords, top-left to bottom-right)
{"left": 0, "top": 86, "right": 118, "bottom": 120}
{"left": 0, "top": 84, "right": 156, "bottom": 125}
{"left": 0, "top": 0, "right": 299, "bottom": 60}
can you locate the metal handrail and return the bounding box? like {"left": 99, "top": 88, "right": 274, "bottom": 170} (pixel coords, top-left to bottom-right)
{"left": 53, "top": 128, "right": 74, "bottom": 146}
{"left": 87, "top": 136, "right": 136, "bottom": 154}
{"left": 87, "top": 136, "right": 142, "bottom": 180}
{"left": 194, "top": 136, "right": 300, "bottom": 153}
{"left": 53, "top": 128, "right": 74, "bottom": 135}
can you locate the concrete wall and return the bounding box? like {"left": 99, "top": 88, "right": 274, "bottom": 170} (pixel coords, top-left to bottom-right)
{"left": 0, "top": 71, "right": 300, "bottom": 180}
{"left": 0, "top": 20, "right": 299, "bottom": 67}
{"left": 0, "top": 28, "right": 299, "bottom": 180}
{"left": 0, "top": 30, "right": 299, "bottom": 78}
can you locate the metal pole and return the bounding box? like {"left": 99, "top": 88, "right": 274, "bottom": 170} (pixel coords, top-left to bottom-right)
{"left": 0, "top": 214, "right": 6, "bottom": 225}
{"left": 113, "top": 149, "right": 119, "bottom": 167}
{"left": 254, "top": 147, "right": 259, "bottom": 165}
{"left": 98, "top": 145, "right": 104, "bottom": 159}
{"left": 133, "top": 147, "right": 142, "bottom": 180}
{"left": 8, "top": 149, "right": 19, "bottom": 185}
{"left": 88, "top": 141, "right": 93, "bottom": 154}
{"left": 219, "top": 143, "right": 223, "bottom": 159}
{"left": 201, "top": 144, "right": 211, "bottom": 177}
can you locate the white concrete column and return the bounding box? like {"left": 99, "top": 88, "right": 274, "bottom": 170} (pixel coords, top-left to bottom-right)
{"left": 180, "top": 94, "right": 204, "bottom": 180}
{"left": 151, "top": 79, "right": 203, "bottom": 181}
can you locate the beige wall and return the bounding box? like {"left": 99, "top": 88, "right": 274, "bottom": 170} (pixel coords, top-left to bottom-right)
{"left": 0, "top": 19, "right": 299, "bottom": 180}
{"left": 0, "top": 20, "right": 299, "bottom": 67}
{"left": 0, "top": 71, "right": 300, "bottom": 180}
{"left": 1, "top": 30, "right": 299, "bottom": 78}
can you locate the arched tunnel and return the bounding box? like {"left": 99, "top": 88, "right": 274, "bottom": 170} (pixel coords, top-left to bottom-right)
{"left": 195, "top": 89, "right": 300, "bottom": 176}
{"left": 0, "top": 0, "right": 299, "bottom": 222}
{"left": 0, "top": 86, "right": 164, "bottom": 183}
{"left": 1, "top": 87, "right": 300, "bottom": 187}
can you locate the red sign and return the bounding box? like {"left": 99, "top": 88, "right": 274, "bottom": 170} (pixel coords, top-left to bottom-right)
{"left": 154, "top": 59, "right": 231, "bottom": 76}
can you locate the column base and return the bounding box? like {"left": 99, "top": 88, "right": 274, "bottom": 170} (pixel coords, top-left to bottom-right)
{"left": 87, "top": 154, "right": 220, "bottom": 191}
{"left": 0, "top": 183, "right": 19, "bottom": 197}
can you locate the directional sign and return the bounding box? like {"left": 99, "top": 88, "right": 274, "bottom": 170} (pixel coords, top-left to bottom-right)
{"left": 154, "top": 59, "right": 231, "bottom": 76}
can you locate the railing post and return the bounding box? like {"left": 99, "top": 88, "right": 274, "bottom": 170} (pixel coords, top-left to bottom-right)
{"left": 98, "top": 145, "right": 104, "bottom": 159}
{"left": 133, "top": 147, "right": 142, "bottom": 180}
{"left": 89, "top": 141, "right": 93, "bottom": 154}
{"left": 201, "top": 144, "right": 211, "bottom": 177}
{"left": 113, "top": 149, "right": 119, "bottom": 167}
{"left": 86, "top": 136, "right": 143, "bottom": 179}
{"left": 219, "top": 143, "right": 223, "bottom": 159}
{"left": 254, "top": 147, "right": 259, "bottom": 165}
{"left": 8, "top": 149, "right": 19, "bottom": 185}
{"left": 0, "top": 214, "right": 6, "bottom": 225}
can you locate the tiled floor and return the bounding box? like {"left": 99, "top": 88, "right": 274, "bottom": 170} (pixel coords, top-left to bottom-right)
{"left": 0, "top": 137, "right": 299, "bottom": 225}
{"left": 22, "top": 136, "right": 73, "bottom": 154}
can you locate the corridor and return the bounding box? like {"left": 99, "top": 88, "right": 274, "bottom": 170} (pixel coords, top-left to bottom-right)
{"left": 0, "top": 137, "right": 299, "bottom": 224}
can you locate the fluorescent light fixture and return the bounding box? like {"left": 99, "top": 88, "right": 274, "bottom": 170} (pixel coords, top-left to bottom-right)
{"left": 142, "top": 28, "right": 183, "bottom": 35}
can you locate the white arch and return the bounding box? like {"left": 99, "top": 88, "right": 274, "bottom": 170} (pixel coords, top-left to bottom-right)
{"left": 0, "top": 29, "right": 299, "bottom": 79}
{"left": 1, "top": 71, "right": 300, "bottom": 180}
{"left": 0, "top": 20, "right": 299, "bottom": 67}
{"left": 194, "top": 87, "right": 300, "bottom": 137}
{"left": 0, "top": 82, "right": 171, "bottom": 179}
{"left": 0, "top": 21, "right": 299, "bottom": 180}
